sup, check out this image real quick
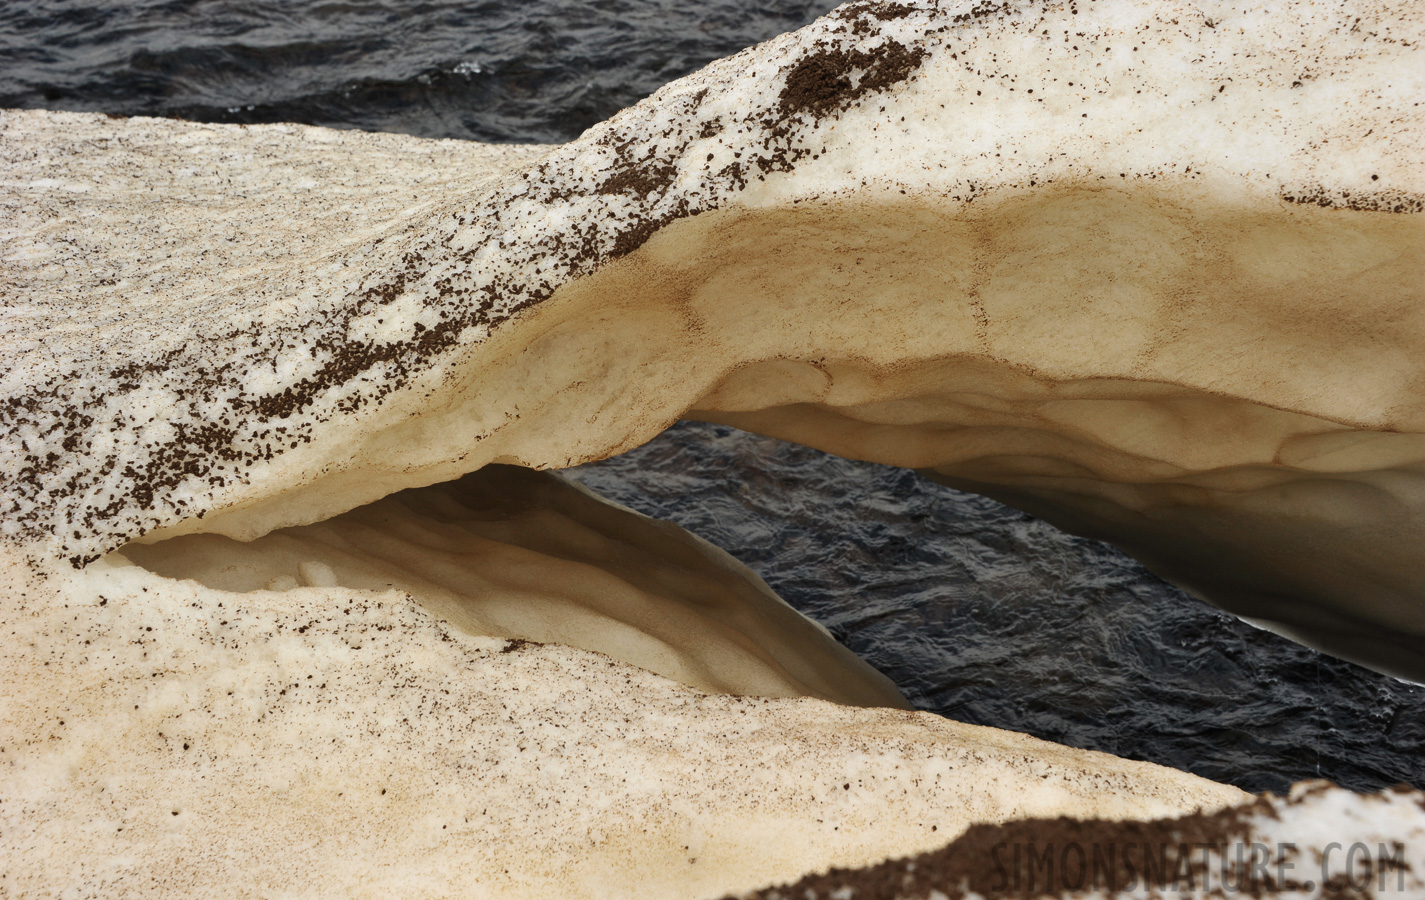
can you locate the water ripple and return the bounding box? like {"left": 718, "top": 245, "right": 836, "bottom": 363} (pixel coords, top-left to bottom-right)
{"left": 0, "top": 0, "right": 829, "bottom": 143}
{"left": 569, "top": 421, "right": 1425, "bottom": 794}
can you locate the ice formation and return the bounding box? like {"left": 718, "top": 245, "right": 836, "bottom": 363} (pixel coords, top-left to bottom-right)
{"left": 2, "top": 0, "right": 1423, "bottom": 895}
{"left": 117, "top": 464, "right": 909, "bottom": 707}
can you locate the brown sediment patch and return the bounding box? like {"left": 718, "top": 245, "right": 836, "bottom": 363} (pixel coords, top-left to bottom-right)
{"left": 733, "top": 800, "right": 1261, "bottom": 898}
{"left": 777, "top": 41, "right": 929, "bottom": 121}
{"left": 1281, "top": 185, "right": 1425, "bottom": 215}
{"left": 733, "top": 791, "right": 1425, "bottom": 899}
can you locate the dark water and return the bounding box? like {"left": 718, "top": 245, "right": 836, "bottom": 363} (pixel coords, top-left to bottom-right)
{"left": 0, "top": 0, "right": 826, "bottom": 143}
{"left": 570, "top": 424, "right": 1425, "bottom": 795}
{"left": 5, "top": 1, "right": 1421, "bottom": 795}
